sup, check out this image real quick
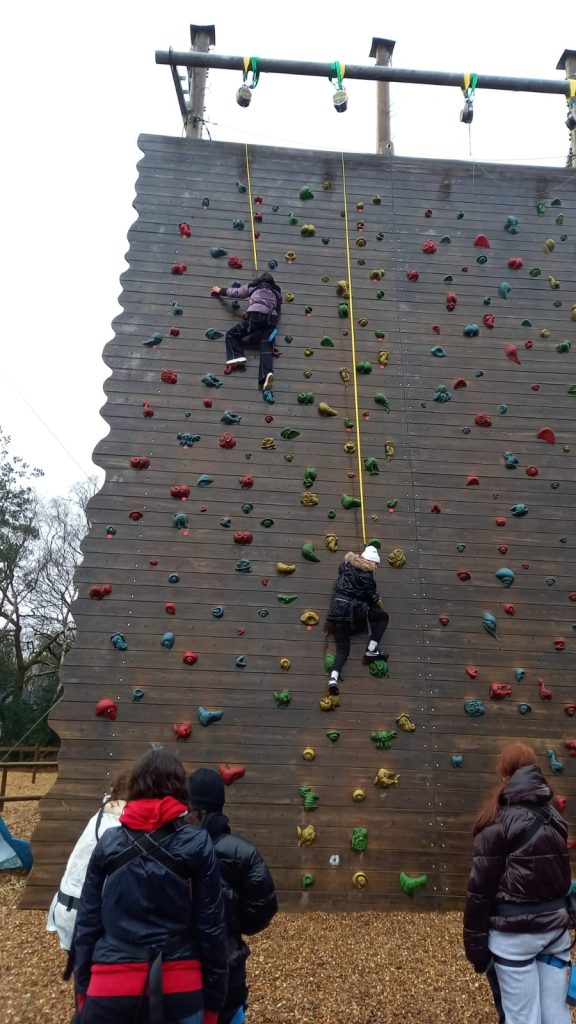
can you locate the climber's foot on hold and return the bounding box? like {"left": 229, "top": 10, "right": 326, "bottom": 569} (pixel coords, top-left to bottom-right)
{"left": 263, "top": 372, "right": 274, "bottom": 391}
{"left": 226, "top": 356, "right": 247, "bottom": 367}
{"left": 262, "top": 388, "right": 275, "bottom": 405}
{"left": 364, "top": 648, "right": 388, "bottom": 661}
{"left": 328, "top": 680, "right": 340, "bottom": 697}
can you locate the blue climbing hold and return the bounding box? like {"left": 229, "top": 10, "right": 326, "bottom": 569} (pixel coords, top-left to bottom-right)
{"left": 211, "top": 607, "right": 224, "bottom": 618}
{"left": 220, "top": 517, "right": 232, "bottom": 528}
{"left": 503, "top": 452, "right": 518, "bottom": 469}
{"left": 168, "top": 573, "right": 181, "bottom": 584}
{"left": 430, "top": 346, "right": 446, "bottom": 357}
{"left": 545, "top": 749, "right": 564, "bottom": 774}
{"left": 235, "top": 560, "right": 252, "bottom": 573}
{"left": 515, "top": 668, "right": 525, "bottom": 682}
{"left": 495, "top": 568, "right": 515, "bottom": 588}
{"left": 482, "top": 613, "right": 498, "bottom": 638}
{"left": 197, "top": 475, "right": 214, "bottom": 487}
{"left": 451, "top": 755, "right": 463, "bottom": 768}
{"left": 197, "top": 707, "right": 224, "bottom": 726}
{"left": 498, "top": 282, "right": 512, "bottom": 299}
{"left": 499, "top": 405, "right": 508, "bottom": 415}
{"left": 464, "top": 700, "right": 486, "bottom": 717}
{"left": 235, "top": 656, "right": 247, "bottom": 669}
{"left": 173, "top": 513, "right": 189, "bottom": 530}
{"left": 510, "top": 504, "right": 528, "bottom": 517}
{"left": 201, "top": 373, "right": 223, "bottom": 388}
{"left": 518, "top": 703, "right": 532, "bottom": 715}
{"left": 463, "top": 324, "right": 480, "bottom": 337}
{"left": 111, "top": 632, "right": 128, "bottom": 651}
{"left": 161, "top": 632, "right": 175, "bottom": 649}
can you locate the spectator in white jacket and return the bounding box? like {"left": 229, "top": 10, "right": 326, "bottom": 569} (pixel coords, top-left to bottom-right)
{"left": 46, "top": 775, "right": 127, "bottom": 950}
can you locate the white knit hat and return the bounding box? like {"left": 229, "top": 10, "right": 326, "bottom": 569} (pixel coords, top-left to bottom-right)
{"left": 361, "top": 545, "right": 380, "bottom": 564}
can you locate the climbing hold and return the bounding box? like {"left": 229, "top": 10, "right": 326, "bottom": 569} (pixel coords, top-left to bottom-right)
{"left": 395, "top": 713, "right": 416, "bottom": 733}
{"left": 474, "top": 414, "right": 492, "bottom": 428}
{"left": 300, "top": 611, "right": 320, "bottom": 627}
{"left": 301, "top": 224, "right": 316, "bottom": 237}
{"left": 318, "top": 402, "right": 338, "bottom": 417}
{"left": 368, "top": 659, "right": 389, "bottom": 678}
{"left": 439, "top": 616, "right": 450, "bottom": 627}
{"left": 422, "top": 240, "right": 437, "bottom": 254}
{"left": 297, "top": 392, "right": 315, "bottom": 405}
{"left": 302, "top": 542, "right": 320, "bottom": 563}
{"left": 95, "top": 698, "right": 118, "bottom": 721}
{"left": 370, "top": 729, "right": 397, "bottom": 751}
{"left": 464, "top": 700, "right": 486, "bottom": 716}
{"left": 510, "top": 504, "right": 528, "bottom": 517}
{"left": 385, "top": 441, "right": 395, "bottom": 461}
{"left": 474, "top": 234, "right": 490, "bottom": 248}
{"left": 341, "top": 494, "right": 361, "bottom": 510}
{"left": 556, "top": 340, "right": 571, "bottom": 354}
{"left": 495, "top": 568, "right": 515, "bottom": 587}
{"left": 457, "top": 570, "right": 471, "bottom": 582}
{"left": 505, "top": 344, "right": 521, "bottom": 365}
{"left": 546, "top": 749, "right": 564, "bottom": 774}
{"left": 296, "top": 824, "right": 317, "bottom": 848}
{"left": 538, "top": 677, "right": 553, "bottom": 701}
{"left": 374, "top": 768, "right": 400, "bottom": 788}
{"left": 319, "top": 694, "right": 341, "bottom": 711}
{"left": 430, "top": 346, "right": 446, "bottom": 358}
{"left": 143, "top": 331, "right": 164, "bottom": 348}
{"left": 299, "top": 186, "right": 314, "bottom": 200}
{"left": 300, "top": 491, "right": 319, "bottom": 506}
{"left": 280, "top": 428, "right": 300, "bottom": 441}
{"left": 197, "top": 475, "right": 214, "bottom": 488}
{"left": 364, "top": 458, "right": 379, "bottom": 476}
{"left": 554, "top": 638, "right": 566, "bottom": 651}
{"left": 172, "top": 512, "right": 189, "bottom": 531}
{"left": 504, "top": 216, "right": 519, "bottom": 234}
{"left": 351, "top": 827, "right": 369, "bottom": 852}
{"left": 238, "top": 476, "right": 254, "bottom": 489}
{"left": 171, "top": 301, "right": 183, "bottom": 315}
{"left": 235, "top": 560, "right": 252, "bottom": 573}
{"left": 110, "top": 632, "right": 128, "bottom": 651}
{"left": 525, "top": 466, "right": 538, "bottom": 477}
{"left": 233, "top": 531, "right": 253, "bottom": 545}
{"left": 463, "top": 324, "right": 480, "bottom": 337}
{"left": 302, "top": 747, "right": 315, "bottom": 762}
{"left": 467, "top": 476, "right": 480, "bottom": 487}
{"left": 299, "top": 785, "right": 319, "bottom": 811}
{"left": 388, "top": 548, "right": 406, "bottom": 568}
{"left": 303, "top": 469, "right": 317, "bottom": 489}
{"left": 130, "top": 456, "right": 150, "bottom": 471}
{"left": 489, "top": 683, "right": 512, "bottom": 700}
{"left": 400, "top": 872, "right": 427, "bottom": 896}
{"left": 356, "top": 360, "right": 372, "bottom": 374}
{"left": 235, "top": 656, "right": 247, "bottom": 670}
{"left": 201, "top": 373, "right": 222, "bottom": 388}
{"left": 482, "top": 613, "right": 498, "bottom": 638}
{"left": 219, "top": 432, "right": 237, "bottom": 450}
{"left": 89, "top": 584, "right": 113, "bottom": 600}
{"left": 406, "top": 270, "right": 419, "bottom": 282}
{"left": 451, "top": 755, "right": 463, "bottom": 768}
{"left": 276, "top": 562, "right": 296, "bottom": 576}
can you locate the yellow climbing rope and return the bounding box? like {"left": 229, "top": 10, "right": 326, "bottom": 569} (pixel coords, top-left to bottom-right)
{"left": 244, "top": 144, "right": 259, "bottom": 272}
{"left": 340, "top": 152, "right": 367, "bottom": 545}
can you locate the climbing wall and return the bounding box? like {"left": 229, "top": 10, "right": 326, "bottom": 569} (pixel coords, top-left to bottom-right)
{"left": 26, "top": 137, "right": 576, "bottom": 910}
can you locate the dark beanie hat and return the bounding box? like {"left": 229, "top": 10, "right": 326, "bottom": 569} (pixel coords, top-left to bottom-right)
{"left": 189, "top": 768, "right": 226, "bottom": 812}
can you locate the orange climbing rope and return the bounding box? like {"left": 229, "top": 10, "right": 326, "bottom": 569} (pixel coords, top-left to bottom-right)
{"left": 244, "top": 144, "right": 259, "bottom": 272}
{"left": 340, "top": 152, "right": 367, "bottom": 545}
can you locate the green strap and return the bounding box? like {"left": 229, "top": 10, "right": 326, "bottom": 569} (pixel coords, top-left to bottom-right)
{"left": 329, "top": 61, "right": 344, "bottom": 90}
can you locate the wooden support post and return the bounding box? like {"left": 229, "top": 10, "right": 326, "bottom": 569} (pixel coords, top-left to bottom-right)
{"left": 186, "top": 24, "right": 215, "bottom": 140}
{"left": 0, "top": 767, "right": 7, "bottom": 814}
{"left": 32, "top": 744, "right": 39, "bottom": 784}
{"left": 369, "top": 37, "right": 396, "bottom": 155}
{"left": 556, "top": 50, "right": 576, "bottom": 168}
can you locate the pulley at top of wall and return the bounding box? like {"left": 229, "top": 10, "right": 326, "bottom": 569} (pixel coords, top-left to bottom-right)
{"left": 236, "top": 56, "right": 260, "bottom": 107}
{"left": 329, "top": 61, "right": 348, "bottom": 113}
{"left": 460, "top": 72, "right": 477, "bottom": 124}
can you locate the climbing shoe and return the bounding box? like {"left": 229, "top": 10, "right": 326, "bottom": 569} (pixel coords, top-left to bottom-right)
{"left": 364, "top": 648, "right": 388, "bottom": 661}
{"left": 328, "top": 680, "right": 340, "bottom": 697}
{"left": 226, "top": 356, "right": 247, "bottom": 367}
{"left": 263, "top": 372, "right": 274, "bottom": 391}
{"left": 262, "top": 388, "right": 275, "bottom": 405}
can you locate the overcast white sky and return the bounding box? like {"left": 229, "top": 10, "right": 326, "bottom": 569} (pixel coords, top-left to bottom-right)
{"left": 2, "top": 1, "right": 573, "bottom": 498}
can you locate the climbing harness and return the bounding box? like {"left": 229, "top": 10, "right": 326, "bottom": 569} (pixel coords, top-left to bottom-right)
{"left": 244, "top": 144, "right": 259, "bottom": 272}
{"left": 340, "top": 153, "right": 367, "bottom": 544}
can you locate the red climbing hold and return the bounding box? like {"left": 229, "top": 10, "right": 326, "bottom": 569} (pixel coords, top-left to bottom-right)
{"left": 525, "top": 466, "right": 538, "bottom": 477}
{"left": 254, "top": 230, "right": 261, "bottom": 239}
{"left": 170, "top": 486, "right": 190, "bottom": 500}
{"left": 224, "top": 365, "right": 232, "bottom": 376}
{"left": 170, "top": 328, "right": 180, "bottom": 337}
{"left": 265, "top": 415, "right": 274, "bottom": 423}
{"left": 432, "top": 325, "right": 441, "bottom": 335}
{"left": 461, "top": 266, "right": 469, "bottom": 273}
{"left": 522, "top": 563, "right": 529, "bottom": 570}
{"left": 538, "top": 678, "right": 552, "bottom": 701}
{"left": 406, "top": 270, "right": 420, "bottom": 282}
{"left": 239, "top": 476, "right": 254, "bottom": 489}
{"left": 565, "top": 741, "right": 576, "bottom": 758}
{"left": 129, "top": 510, "right": 143, "bottom": 521}
{"left": 422, "top": 240, "right": 437, "bottom": 254}
{"left": 165, "top": 603, "right": 176, "bottom": 615}
{"left": 531, "top": 384, "right": 540, "bottom": 392}
{"left": 233, "top": 531, "right": 253, "bottom": 545}
{"left": 130, "top": 456, "right": 150, "bottom": 470}
{"left": 431, "top": 503, "right": 442, "bottom": 513}
{"left": 537, "top": 427, "right": 555, "bottom": 444}
{"left": 495, "top": 517, "right": 507, "bottom": 527}
{"left": 182, "top": 652, "right": 198, "bottom": 666}
{"left": 438, "top": 615, "right": 450, "bottom": 627}
{"left": 475, "top": 414, "right": 492, "bottom": 427}
{"left": 219, "top": 764, "right": 246, "bottom": 786}
{"left": 457, "top": 570, "right": 471, "bottom": 581}
{"left": 142, "top": 402, "right": 154, "bottom": 418}
{"left": 178, "top": 222, "right": 191, "bottom": 238}
{"left": 505, "top": 345, "right": 521, "bottom": 365}
{"left": 161, "top": 369, "right": 178, "bottom": 384}
{"left": 200, "top": 505, "right": 207, "bottom": 513}
{"left": 554, "top": 638, "right": 566, "bottom": 651}
{"left": 507, "top": 258, "right": 523, "bottom": 270}
{"left": 473, "top": 235, "right": 490, "bottom": 248}
{"left": 253, "top": 212, "right": 263, "bottom": 222}
{"left": 489, "top": 683, "right": 512, "bottom": 700}
{"left": 203, "top": 399, "right": 213, "bottom": 408}
{"left": 466, "top": 667, "right": 478, "bottom": 679}
{"left": 569, "top": 594, "right": 576, "bottom": 602}
{"left": 482, "top": 314, "right": 495, "bottom": 329}
{"left": 254, "top": 195, "right": 263, "bottom": 204}
{"left": 446, "top": 292, "right": 457, "bottom": 311}
{"left": 170, "top": 264, "right": 187, "bottom": 275}
{"left": 504, "top": 604, "right": 516, "bottom": 616}
{"left": 568, "top": 840, "right": 576, "bottom": 849}
{"left": 173, "top": 722, "right": 192, "bottom": 741}
{"left": 453, "top": 378, "right": 467, "bottom": 389}
{"left": 95, "top": 698, "right": 117, "bottom": 720}
{"left": 261, "top": 578, "right": 269, "bottom": 587}
{"left": 556, "top": 797, "right": 567, "bottom": 813}
{"left": 219, "top": 433, "right": 237, "bottom": 449}
{"left": 237, "top": 627, "right": 246, "bottom": 635}
{"left": 89, "top": 584, "right": 112, "bottom": 600}
{"left": 565, "top": 704, "right": 576, "bottom": 717}
{"left": 228, "top": 256, "right": 243, "bottom": 269}
{"left": 498, "top": 545, "right": 508, "bottom": 555}
{"left": 524, "top": 339, "right": 534, "bottom": 349}
{"left": 149, "top": 560, "right": 158, "bottom": 566}
{"left": 466, "top": 476, "right": 480, "bottom": 486}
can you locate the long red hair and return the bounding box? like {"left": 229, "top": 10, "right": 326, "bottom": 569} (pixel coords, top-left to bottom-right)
{"left": 473, "top": 742, "right": 539, "bottom": 835}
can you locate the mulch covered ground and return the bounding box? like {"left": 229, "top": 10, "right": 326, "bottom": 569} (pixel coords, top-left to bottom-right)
{"left": 0, "top": 772, "right": 548, "bottom": 1023}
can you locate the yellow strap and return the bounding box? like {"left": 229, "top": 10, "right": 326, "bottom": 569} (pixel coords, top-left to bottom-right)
{"left": 243, "top": 56, "right": 250, "bottom": 75}
{"left": 568, "top": 79, "right": 576, "bottom": 99}
{"left": 340, "top": 152, "right": 367, "bottom": 546}
{"left": 462, "top": 72, "right": 471, "bottom": 93}
{"left": 340, "top": 63, "right": 346, "bottom": 80}
{"left": 244, "top": 144, "right": 259, "bottom": 272}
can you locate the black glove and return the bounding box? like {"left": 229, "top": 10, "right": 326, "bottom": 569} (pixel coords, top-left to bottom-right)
{"left": 473, "top": 956, "right": 491, "bottom": 974}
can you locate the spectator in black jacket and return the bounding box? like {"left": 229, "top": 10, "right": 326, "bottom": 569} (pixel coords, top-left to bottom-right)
{"left": 324, "top": 546, "right": 389, "bottom": 696}
{"left": 463, "top": 742, "right": 571, "bottom": 1024}
{"left": 73, "top": 749, "right": 228, "bottom": 1024}
{"left": 189, "top": 768, "right": 278, "bottom": 1024}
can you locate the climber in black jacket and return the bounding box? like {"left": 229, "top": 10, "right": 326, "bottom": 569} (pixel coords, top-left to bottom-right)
{"left": 189, "top": 768, "right": 278, "bottom": 1024}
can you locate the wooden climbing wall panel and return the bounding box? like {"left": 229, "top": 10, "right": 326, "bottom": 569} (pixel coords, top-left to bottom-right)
{"left": 25, "top": 137, "right": 576, "bottom": 910}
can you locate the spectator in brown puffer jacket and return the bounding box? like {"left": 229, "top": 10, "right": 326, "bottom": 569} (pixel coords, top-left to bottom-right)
{"left": 463, "top": 742, "right": 572, "bottom": 1024}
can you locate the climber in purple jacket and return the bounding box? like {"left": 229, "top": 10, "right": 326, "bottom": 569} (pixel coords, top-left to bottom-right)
{"left": 211, "top": 273, "right": 283, "bottom": 404}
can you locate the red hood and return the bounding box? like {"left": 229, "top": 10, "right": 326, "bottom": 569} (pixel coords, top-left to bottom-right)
{"left": 120, "top": 797, "right": 188, "bottom": 830}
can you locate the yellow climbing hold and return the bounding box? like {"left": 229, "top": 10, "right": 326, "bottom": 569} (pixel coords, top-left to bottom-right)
{"left": 358, "top": 318, "right": 368, "bottom": 328}
{"left": 344, "top": 443, "right": 356, "bottom": 454}
{"left": 396, "top": 712, "right": 416, "bottom": 733}
{"left": 297, "top": 824, "right": 317, "bottom": 846}
{"left": 352, "top": 788, "right": 366, "bottom": 802}
{"left": 374, "top": 767, "right": 400, "bottom": 788}
{"left": 302, "top": 747, "right": 316, "bottom": 761}
{"left": 356, "top": 238, "right": 367, "bottom": 248}
{"left": 280, "top": 657, "right": 291, "bottom": 671}
{"left": 285, "top": 454, "right": 294, "bottom": 462}
{"left": 300, "top": 491, "right": 319, "bottom": 506}
{"left": 388, "top": 548, "right": 406, "bottom": 568}
{"left": 300, "top": 610, "right": 320, "bottom": 627}
{"left": 337, "top": 280, "right": 350, "bottom": 299}
{"left": 548, "top": 276, "right": 560, "bottom": 289}
{"left": 319, "top": 402, "right": 338, "bottom": 417}
{"left": 571, "top": 305, "right": 576, "bottom": 322}
{"left": 285, "top": 292, "right": 295, "bottom": 302}
{"left": 352, "top": 870, "right": 368, "bottom": 888}
{"left": 378, "top": 350, "right": 389, "bottom": 367}
{"left": 385, "top": 440, "right": 395, "bottom": 461}
{"left": 540, "top": 328, "right": 551, "bottom": 339}
{"left": 325, "top": 533, "right": 338, "bottom": 552}
{"left": 276, "top": 562, "right": 297, "bottom": 575}
{"left": 304, "top": 369, "right": 312, "bottom": 379}
{"left": 261, "top": 438, "right": 276, "bottom": 450}
{"left": 304, "top": 348, "right": 314, "bottom": 357}
{"left": 543, "top": 238, "right": 555, "bottom": 254}
{"left": 340, "top": 367, "right": 351, "bottom": 385}
{"left": 370, "top": 513, "right": 379, "bottom": 522}
{"left": 319, "top": 694, "right": 341, "bottom": 711}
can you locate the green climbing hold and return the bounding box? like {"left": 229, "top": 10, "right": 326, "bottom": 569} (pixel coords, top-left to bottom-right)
{"left": 374, "top": 330, "right": 386, "bottom": 339}
{"left": 521, "top": 320, "right": 532, "bottom": 327}
{"left": 305, "top": 305, "right": 313, "bottom": 314}
{"left": 301, "top": 873, "right": 315, "bottom": 890}
{"left": 302, "top": 542, "right": 320, "bottom": 563}
{"left": 341, "top": 494, "right": 361, "bottom": 510}
{"left": 320, "top": 336, "right": 334, "bottom": 347}
{"left": 498, "top": 281, "right": 512, "bottom": 299}
{"left": 236, "top": 180, "right": 247, "bottom": 192}
{"left": 280, "top": 428, "right": 300, "bottom": 440}
{"left": 356, "top": 361, "right": 372, "bottom": 374}
{"left": 284, "top": 335, "right": 293, "bottom": 344}
{"left": 386, "top": 500, "right": 398, "bottom": 510}
{"left": 376, "top": 290, "right": 385, "bottom": 299}
{"left": 260, "top": 518, "right": 274, "bottom": 528}
{"left": 328, "top": 510, "right": 336, "bottom": 519}
{"left": 529, "top": 268, "right": 541, "bottom": 278}
{"left": 364, "top": 458, "right": 379, "bottom": 475}
{"left": 303, "top": 468, "right": 317, "bottom": 488}
{"left": 400, "top": 872, "right": 428, "bottom": 895}
{"left": 299, "top": 187, "right": 314, "bottom": 200}
{"left": 324, "top": 652, "right": 335, "bottom": 672}
{"left": 326, "top": 730, "right": 340, "bottom": 742}
{"left": 367, "top": 539, "right": 381, "bottom": 550}
{"left": 268, "top": 259, "right": 278, "bottom": 270}
{"left": 536, "top": 201, "right": 546, "bottom": 215}
{"left": 209, "top": 247, "right": 228, "bottom": 258}
{"left": 277, "top": 593, "right": 298, "bottom": 604}
{"left": 369, "top": 659, "right": 389, "bottom": 678}
{"left": 374, "top": 394, "right": 390, "bottom": 412}
{"left": 273, "top": 689, "right": 292, "bottom": 708}
{"left": 567, "top": 385, "right": 576, "bottom": 395}
{"left": 297, "top": 392, "right": 314, "bottom": 405}
{"left": 351, "top": 827, "right": 368, "bottom": 852}
{"left": 370, "top": 729, "right": 397, "bottom": 750}
{"left": 288, "top": 213, "right": 298, "bottom": 225}
{"left": 143, "top": 332, "right": 164, "bottom": 347}
{"left": 343, "top": 417, "right": 354, "bottom": 429}
{"left": 299, "top": 785, "right": 319, "bottom": 811}
{"left": 205, "top": 329, "right": 224, "bottom": 340}
{"left": 232, "top": 218, "right": 244, "bottom": 230}
{"left": 338, "top": 303, "right": 349, "bottom": 318}
{"left": 556, "top": 340, "right": 571, "bottom": 353}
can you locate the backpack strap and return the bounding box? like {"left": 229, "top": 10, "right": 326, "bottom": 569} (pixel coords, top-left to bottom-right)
{"left": 104, "top": 819, "right": 189, "bottom": 881}
{"left": 507, "top": 805, "right": 564, "bottom": 855}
